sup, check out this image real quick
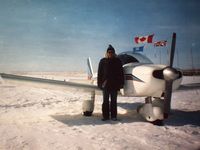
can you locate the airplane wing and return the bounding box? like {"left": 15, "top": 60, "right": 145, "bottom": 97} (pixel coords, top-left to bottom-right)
{"left": 0, "top": 73, "right": 100, "bottom": 92}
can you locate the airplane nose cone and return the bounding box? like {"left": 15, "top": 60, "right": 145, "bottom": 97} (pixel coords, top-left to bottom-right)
{"left": 163, "top": 67, "right": 179, "bottom": 81}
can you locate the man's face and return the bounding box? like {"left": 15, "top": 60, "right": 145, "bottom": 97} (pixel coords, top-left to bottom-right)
{"left": 107, "top": 50, "right": 114, "bottom": 58}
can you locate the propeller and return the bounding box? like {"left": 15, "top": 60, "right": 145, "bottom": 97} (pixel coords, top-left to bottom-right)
{"left": 163, "top": 32, "right": 177, "bottom": 118}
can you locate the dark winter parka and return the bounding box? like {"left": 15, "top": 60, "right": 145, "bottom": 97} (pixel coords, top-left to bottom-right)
{"left": 97, "top": 57, "right": 124, "bottom": 91}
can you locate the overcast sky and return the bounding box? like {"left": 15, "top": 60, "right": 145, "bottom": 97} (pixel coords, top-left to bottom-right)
{"left": 0, "top": 0, "right": 200, "bottom": 72}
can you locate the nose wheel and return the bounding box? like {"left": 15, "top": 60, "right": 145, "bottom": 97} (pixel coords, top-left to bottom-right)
{"left": 137, "top": 97, "right": 164, "bottom": 125}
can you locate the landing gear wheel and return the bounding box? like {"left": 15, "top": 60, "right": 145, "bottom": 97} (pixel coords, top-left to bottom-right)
{"left": 82, "top": 91, "right": 95, "bottom": 117}
{"left": 83, "top": 111, "right": 93, "bottom": 116}
{"left": 151, "top": 120, "right": 164, "bottom": 126}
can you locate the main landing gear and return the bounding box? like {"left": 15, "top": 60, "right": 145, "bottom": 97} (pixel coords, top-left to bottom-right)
{"left": 82, "top": 91, "right": 95, "bottom": 116}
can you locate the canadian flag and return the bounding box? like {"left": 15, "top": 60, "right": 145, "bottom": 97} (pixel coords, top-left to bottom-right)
{"left": 134, "top": 34, "right": 154, "bottom": 44}
{"left": 154, "top": 40, "right": 167, "bottom": 47}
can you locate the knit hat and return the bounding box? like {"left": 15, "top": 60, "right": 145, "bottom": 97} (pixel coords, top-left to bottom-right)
{"left": 107, "top": 44, "right": 115, "bottom": 53}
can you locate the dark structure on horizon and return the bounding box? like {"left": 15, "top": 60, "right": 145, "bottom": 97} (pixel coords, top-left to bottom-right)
{"left": 182, "top": 69, "right": 200, "bottom": 76}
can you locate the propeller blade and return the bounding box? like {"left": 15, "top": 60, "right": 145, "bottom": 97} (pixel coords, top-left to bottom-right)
{"left": 169, "top": 33, "right": 176, "bottom": 67}
{"left": 164, "top": 33, "right": 177, "bottom": 118}
{"left": 164, "top": 81, "right": 173, "bottom": 118}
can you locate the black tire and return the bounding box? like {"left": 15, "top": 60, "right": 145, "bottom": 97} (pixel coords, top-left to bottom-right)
{"left": 151, "top": 120, "right": 164, "bottom": 126}
{"left": 83, "top": 111, "right": 93, "bottom": 116}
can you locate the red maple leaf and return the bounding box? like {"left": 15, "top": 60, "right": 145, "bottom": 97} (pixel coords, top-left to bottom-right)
{"left": 140, "top": 37, "right": 146, "bottom": 42}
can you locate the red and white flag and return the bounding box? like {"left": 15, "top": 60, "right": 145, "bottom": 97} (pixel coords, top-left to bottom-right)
{"left": 134, "top": 34, "right": 154, "bottom": 44}
{"left": 154, "top": 40, "right": 167, "bottom": 47}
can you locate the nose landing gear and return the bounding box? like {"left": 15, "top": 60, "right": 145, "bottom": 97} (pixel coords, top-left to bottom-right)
{"left": 137, "top": 97, "right": 164, "bottom": 125}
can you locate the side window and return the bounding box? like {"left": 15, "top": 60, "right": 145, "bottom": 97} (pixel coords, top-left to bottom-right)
{"left": 118, "top": 54, "right": 139, "bottom": 65}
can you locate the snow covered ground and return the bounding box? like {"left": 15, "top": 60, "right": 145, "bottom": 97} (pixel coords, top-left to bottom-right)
{"left": 0, "top": 72, "right": 199, "bottom": 150}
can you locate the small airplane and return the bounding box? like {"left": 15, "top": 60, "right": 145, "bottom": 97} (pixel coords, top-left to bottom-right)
{"left": 0, "top": 33, "right": 199, "bottom": 124}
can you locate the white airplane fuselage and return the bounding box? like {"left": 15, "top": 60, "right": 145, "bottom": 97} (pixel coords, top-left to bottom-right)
{"left": 122, "top": 63, "right": 182, "bottom": 97}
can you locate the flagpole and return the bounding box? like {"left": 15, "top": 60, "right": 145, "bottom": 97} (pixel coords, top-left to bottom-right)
{"left": 160, "top": 48, "right": 161, "bottom": 64}
{"left": 176, "top": 48, "right": 179, "bottom": 68}
{"left": 190, "top": 44, "right": 194, "bottom": 71}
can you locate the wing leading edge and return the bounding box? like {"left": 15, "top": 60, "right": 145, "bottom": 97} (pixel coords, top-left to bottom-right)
{"left": 0, "top": 73, "right": 99, "bottom": 92}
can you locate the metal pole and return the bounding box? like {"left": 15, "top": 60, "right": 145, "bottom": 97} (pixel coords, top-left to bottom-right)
{"left": 190, "top": 45, "right": 194, "bottom": 71}
{"left": 176, "top": 48, "right": 179, "bottom": 68}
{"left": 160, "top": 48, "right": 161, "bottom": 64}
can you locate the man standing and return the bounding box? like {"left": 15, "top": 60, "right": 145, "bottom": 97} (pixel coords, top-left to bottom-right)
{"left": 97, "top": 45, "right": 124, "bottom": 121}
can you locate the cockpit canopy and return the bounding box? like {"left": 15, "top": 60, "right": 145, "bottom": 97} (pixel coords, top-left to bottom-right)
{"left": 118, "top": 51, "right": 153, "bottom": 65}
